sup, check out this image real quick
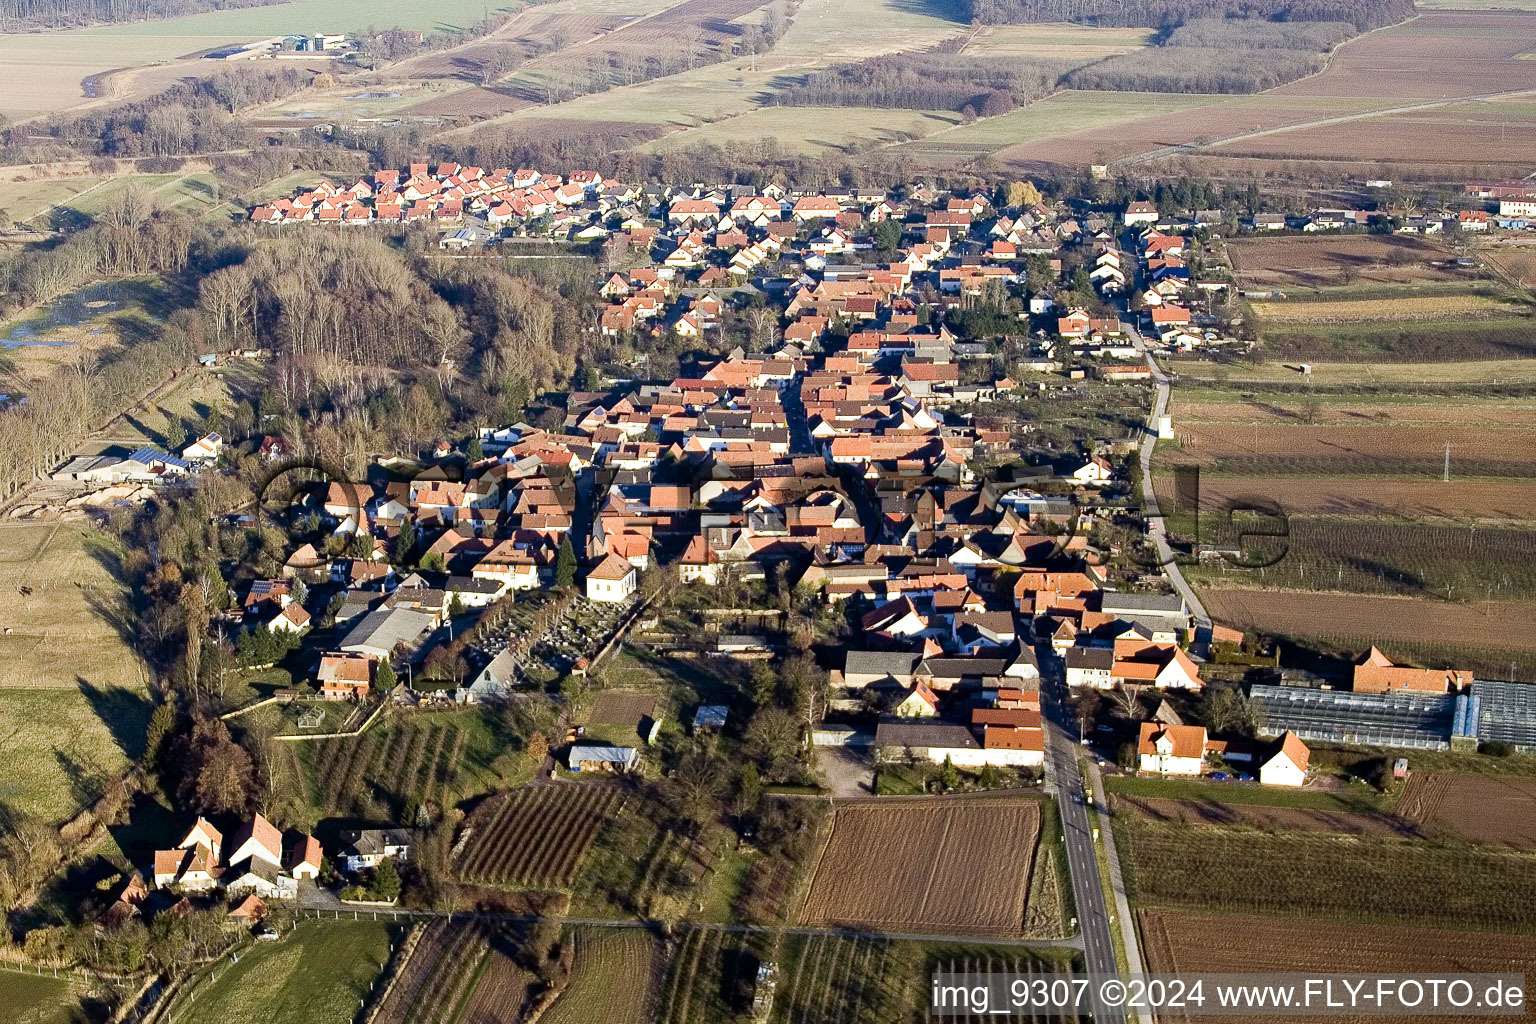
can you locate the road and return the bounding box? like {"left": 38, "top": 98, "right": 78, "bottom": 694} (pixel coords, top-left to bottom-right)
{"left": 1039, "top": 651, "right": 1126, "bottom": 1023}
{"left": 1127, "top": 318, "right": 1212, "bottom": 646}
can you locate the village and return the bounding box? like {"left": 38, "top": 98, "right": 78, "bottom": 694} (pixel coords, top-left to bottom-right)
{"left": 51, "top": 162, "right": 1516, "bottom": 935}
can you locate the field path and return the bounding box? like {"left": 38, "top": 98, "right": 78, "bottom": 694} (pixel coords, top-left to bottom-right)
{"left": 1117, "top": 84, "right": 1536, "bottom": 166}
{"left": 1102, "top": 12, "right": 1536, "bottom": 166}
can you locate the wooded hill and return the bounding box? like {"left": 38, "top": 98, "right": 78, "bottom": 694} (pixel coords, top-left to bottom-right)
{"left": 964, "top": 0, "right": 1415, "bottom": 31}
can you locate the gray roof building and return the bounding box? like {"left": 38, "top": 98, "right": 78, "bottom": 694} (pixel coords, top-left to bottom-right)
{"left": 339, "top": 607, "right": 435, "bottom": 660}
{"left": 1100, "top": 592, "right": 1187, "bottom": 619}
{"left": 1472, "top": 679, "right": 1536, "bottom": 752}
{"left": 1249, "top": 684, "right": 1454, "bottom": 750}
{"left": 874, "top": 720, "right": 980, "bottom": 752}
{"left": 843, "top": 651, "right": 921, "bottom": 687}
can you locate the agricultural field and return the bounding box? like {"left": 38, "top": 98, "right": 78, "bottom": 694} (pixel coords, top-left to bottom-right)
{"left": 0, "top": 524, "right": 149, "bottom": 823}
{"left": 1396, "top": 772, "right": 1536, "bottom": 848}
{"left": 1273, "top": 12, "right": 1536, "bottom": 102}
{"left": 1249, "top": 292, "right": 1519, "bottom": 322}
{"left": 455, "top": 784, "right": 624, "bottom": 888}
{"left": 643, "top": 106, "right": 963, "bottom": 156}
{"left": 898, "top": 90, "right": 1220, "bottom": 166}
{"left": 385, "top": 0, "right": 666, "bottom": 81}
{"left": 1171, "top": 357, "right": 1536, "bottom": 385}
{"left": 1480, "top": 246, "right": 1536, "bottom": 290}
{"left": 1170, "top": 421, "right": 1536, "bottom": 477}
{"left": 1199, "top": 589, "right": 1536, "bottom": 673}
{"left": 0, "top": 177, "right": 110, "bottom": 224}
{"left": 769, "top": 933, "right": 1077, "bottom": 1024}
{"left": 585, "top": 689, "right": 660, "bottom": 746}
{"left": 1182, "top": 475, "right": 1536, "bottom": 522}
{"left": 961, "top": 23, "right": 1154, "bottom": 59}
{"left": 497, "top": 0, "right": 774, "bottom": 103}
{"left": 1227, "top": 235, "right": 1461, "bottom": 290}
{"left": 299, "top": 711, "right": 488, "bottom": 826}
{"left": 0, "top": 0, "right": 517, "bottom": 119}
{"left": 1117, "top": 816, "right": 1536, "bottom": 930}
{"left": 1186, "top": 518, "right": 1536, "bottom": 603}
{"left": 800, "top": 797, "right": 1039, "bottom": 934}
{"left": 989, "top": 94, "right": 1391, "bottom": 167}
{"left": 372, "top": 920, "right": 493, "bottom": 1024}
{"left": 1113, "top": 794, "right": 1420, "bottom": 838}
{"left": 1214, "top": 101, "right": 1536, "bottom": 166}
{"left": 1167, "top": 395, "right": 1536, "bottom": 428}
{"left": 542, "top": 927, "right": 663, "bottom": 1024}
{"left": 655, "top": 927, "right": 762, "bottom": 1024}
{"left": 170, "top": 921, "right": 396, "bottom": 1024}
{"left": 955, "top": 11, "right": 1536, "bottom": 170}
{"left": 1140, "top": 910, "right": 1536, "bottom": 1024}
{"left": 430, "top": 0, "right": 967, "bottom": 140}
{"left": 1258, "top": 315, "right": 1536, "bottom": 363}
{"left": 0, "top": 970, "right": 86, "bottom": 1024}
{"left": 454, "top": 930, "right": 535, "bottom": 1024}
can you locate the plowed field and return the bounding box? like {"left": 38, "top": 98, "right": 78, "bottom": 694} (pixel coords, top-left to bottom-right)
{"left": 1396, "top": 772, "right": 1536, "bottom": 848}
{"left": 1178, "top": 476, "right": 1536, "bottom": 521}
{"left": 1140, "top": 910, "right": 1536, "bottom": 1024}
{"left": 1113, "top": 795, "right": 1420, "bottom": 838}
{"left": 800, "top": 797, "right": 1039, "bottom": 934}
{"left": 1201, "top": 589, "right": 1536, "bottom": 654}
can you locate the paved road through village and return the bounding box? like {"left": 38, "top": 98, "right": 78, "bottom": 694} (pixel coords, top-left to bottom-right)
{"left": 1040, "top": 651, "right": 1126, "bottom": 1023}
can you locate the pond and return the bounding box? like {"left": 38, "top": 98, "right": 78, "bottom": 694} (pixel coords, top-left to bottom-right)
{"left": 0, "top": 281, "right": 127, "bottom": 349}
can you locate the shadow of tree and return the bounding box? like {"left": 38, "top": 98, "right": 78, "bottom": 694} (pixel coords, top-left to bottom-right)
{"left": 54, "top": 746, "right": 109, "bottom": 810}
{"left": 77, "top": 679, "right": 153, "bottom": 764}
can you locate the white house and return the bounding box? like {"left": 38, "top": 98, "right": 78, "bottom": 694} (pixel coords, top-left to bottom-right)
{"left": 285, "top": 836, "right": 322, "bottom": 880}
{"left": 585, "top": 553, "right": 637, "bottom": 603}
{"left": 1258, "top": 731, "right": 1310, "bottom": 787}
{"left": 1123, "top": 201, "right": 1158, "bottom": 226}
{"left": 226, "top": 814, "right": 284, "bottom": 870}
{"left": 339, "top": 828, "right": 412, "bottom": 874}
{"left": 181, "top": 433, "right": 223, "bottom": 463}
{"left": 1138, "top": 723, "right": 1208, "bottom": 776}
{"left": 1065, "top": 647, "right": 1113, "bottom": 689}
{"left": 268, "top": 603, "right": 310, "bottom": 634}
{"left": 1070, "top": 455, "right": 1113, "bottom": 484}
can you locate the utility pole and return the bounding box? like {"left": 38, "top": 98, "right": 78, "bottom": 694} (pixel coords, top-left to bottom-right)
{"left": 1443, "top": 442, "right": 1453, "bottom": 483}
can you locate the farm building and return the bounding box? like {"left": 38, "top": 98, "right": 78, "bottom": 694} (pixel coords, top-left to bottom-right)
{"left": 569, "top": 743, "right": 639, "bottom": 772}
{"left": 50, "top": 454, "right": 127, "bottom": 483}
{"left": 459, "top": 648, "right": 517, "bottom": 703}
{"left": 339, "top": 607, "right": 435, "bottom": 660}
{"left": 1470, "top": 680, "right": 1536, "bottom": 753}
{"left": 874, "top": 720, "right": 980, "bottom": 765}
{"left": 1258, "top": 731, "right": 1310, "bottom": 787}
{"left": 811, "top": 724, "right": 874, "bottom": 746}
{"left": 843, "top": 651, "right": 921, "bottom": 689}
{"left": 1248, "top": 684, "right": 1454, "bottom": 750}
{"left": 1100, "top": 591, "right": 1189, "bottom": 636}
{"left": 1353, "top": 647, "right": 1472, "bottom": 695}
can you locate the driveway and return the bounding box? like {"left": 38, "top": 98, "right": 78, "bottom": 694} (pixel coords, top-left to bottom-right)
{"left": 814, "top": 744, "right": 875, "bottom": 797}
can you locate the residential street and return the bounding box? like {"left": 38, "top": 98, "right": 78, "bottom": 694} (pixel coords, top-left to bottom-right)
{"left": 1127, "top": 315, "right": 1213, "bottom": 648}
{"left": 1039, "top": 650, "right": 1127, "bottom": 1023}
